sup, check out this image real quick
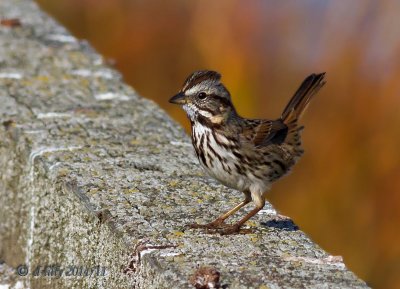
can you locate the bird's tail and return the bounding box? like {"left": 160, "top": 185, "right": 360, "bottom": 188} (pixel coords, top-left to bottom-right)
{"left": 281, "top": 73, "right": 326, "bottom": 147}
{"left": 281, "top": 73, "right": 326, "bottom": 125}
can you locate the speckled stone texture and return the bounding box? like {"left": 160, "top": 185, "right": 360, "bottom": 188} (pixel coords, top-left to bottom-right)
{"left": 0, "top": 1, "right": 370, "bottom": 288}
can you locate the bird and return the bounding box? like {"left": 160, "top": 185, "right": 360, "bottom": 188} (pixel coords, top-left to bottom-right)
{"left": 169, "top": 70, "right": 326, "bottom": 234}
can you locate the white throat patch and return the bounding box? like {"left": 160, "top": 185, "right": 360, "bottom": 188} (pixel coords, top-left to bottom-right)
{"left": 183, "top": 103, "right": 213, "bottom": 121}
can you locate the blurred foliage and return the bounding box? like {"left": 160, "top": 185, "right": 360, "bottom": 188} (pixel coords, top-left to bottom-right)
{"left": 36, "top": 0, "right": 400, "bottom": 288}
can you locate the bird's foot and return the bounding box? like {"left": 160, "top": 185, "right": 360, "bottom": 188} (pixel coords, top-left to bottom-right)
{"left": 189, "top": 219, "right": 227, "bottom": 230}
{"left": 190, "top": 222, "right": 252, "bottom": 235}
{"left": 218, "top": 224, "right": 245, "bottom": 235}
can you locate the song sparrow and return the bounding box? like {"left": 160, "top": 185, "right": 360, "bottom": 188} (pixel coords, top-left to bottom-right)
{"left": 169, "top": 70, "right": 326, "bottom": 234}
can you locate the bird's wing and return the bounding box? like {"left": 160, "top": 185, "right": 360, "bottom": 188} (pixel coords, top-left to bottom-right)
{"left": 242, "top": 119, "right": 288, "bottom": 147}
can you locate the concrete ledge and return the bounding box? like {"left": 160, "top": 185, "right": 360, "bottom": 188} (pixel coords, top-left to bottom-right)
{"left": 0, "top": 0, "right": 369, "bottom": 288}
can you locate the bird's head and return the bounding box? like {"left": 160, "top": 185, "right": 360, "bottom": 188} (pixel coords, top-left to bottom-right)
{"left": 169, "top": 70, "right": 235, "bottom": 124}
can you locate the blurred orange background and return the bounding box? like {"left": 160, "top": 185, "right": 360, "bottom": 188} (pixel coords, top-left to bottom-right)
{"left": 36, "top": 1, "right": 400, "bottom": 288}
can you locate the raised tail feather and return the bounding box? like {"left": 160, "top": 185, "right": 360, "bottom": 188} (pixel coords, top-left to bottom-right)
{"left": 281, "top": 73, "right": 326, "bottom": 148}
{"left": 281, "top": 72, "right": 326, "bottom": 125}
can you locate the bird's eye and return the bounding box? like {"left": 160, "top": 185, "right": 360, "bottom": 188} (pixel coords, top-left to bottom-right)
{"left": 198, "top": 92, "right": 207, "bottom": 100}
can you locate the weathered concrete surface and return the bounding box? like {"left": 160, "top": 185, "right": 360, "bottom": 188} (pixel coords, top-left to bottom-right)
{"left": 0, "top": 0, "right": 369, "bottom": 288}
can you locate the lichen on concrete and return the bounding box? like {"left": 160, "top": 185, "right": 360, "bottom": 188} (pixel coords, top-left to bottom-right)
{"left": 0, "top": 0, "right": 369, "bottom": 288}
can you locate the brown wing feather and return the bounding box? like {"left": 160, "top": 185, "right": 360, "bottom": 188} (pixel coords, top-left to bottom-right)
{"left": 242, "top": 120, "right": 288, "bottom": 147}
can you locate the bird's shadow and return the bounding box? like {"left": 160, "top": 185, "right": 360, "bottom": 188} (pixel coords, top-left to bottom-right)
{"left": 260, "top": 218, "right": 299, "bottom": 231}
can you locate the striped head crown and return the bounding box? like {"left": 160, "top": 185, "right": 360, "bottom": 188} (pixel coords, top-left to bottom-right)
{"left": 169, "top": 70, "right": 235, "bottom": 124}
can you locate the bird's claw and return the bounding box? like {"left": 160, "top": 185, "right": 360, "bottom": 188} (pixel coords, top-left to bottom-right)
{"left": 189, "top": 221, "right": 226, "bottom": 230}
{"left": 189, "top": 222, "right": 251, "bottom": 235}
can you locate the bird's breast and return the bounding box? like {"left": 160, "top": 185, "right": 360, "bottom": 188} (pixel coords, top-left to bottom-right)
{"left": 191, "top": 123, "right": 261, "bottom": 191}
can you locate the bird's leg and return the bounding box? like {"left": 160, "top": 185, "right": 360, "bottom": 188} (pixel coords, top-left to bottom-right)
{"left": 190, "top": 192, "right": 251, "bottom": 230}
{"left": 219, "top": 197, "right": 265, "bottom": 235}
{"left": 190, "top": 199, "right": 251, "bottom": 229}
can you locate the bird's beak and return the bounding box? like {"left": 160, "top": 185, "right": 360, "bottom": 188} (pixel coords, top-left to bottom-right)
{"left": 169, "top": 92, "right": 186, "bottom": 105}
